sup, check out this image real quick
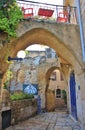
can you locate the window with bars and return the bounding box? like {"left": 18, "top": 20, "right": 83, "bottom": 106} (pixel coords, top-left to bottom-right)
{"left": 49, "top": 72, "right": 56, "bottom": 81}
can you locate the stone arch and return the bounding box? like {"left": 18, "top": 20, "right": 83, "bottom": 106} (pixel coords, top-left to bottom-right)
{"left": 45, "top": 66, "right": 57, "bottom": 111}
{"left": 0, "top": 27, "right": 82, "bottom": 113}
{"left": 0, "top": 27, "right": 82, "bottom": 74}
{"left": 45, "top": 66, "right": 68, "bottom": 111}
{"left": 45, "top": 67, "right": 68, "bottom": 90}
{"left": 13, "top": 27, "right": 82, "bottom": 74}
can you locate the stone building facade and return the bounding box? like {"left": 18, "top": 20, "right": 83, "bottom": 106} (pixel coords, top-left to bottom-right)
{"left": 64, "top": 0, "right": 85, "bottom": 129}
{"left": 77, "top": 1, "right": 85, "bottom": 129}
{"left": 49, "top": 69, "right": 68, "bottom": 108}
{"left": 8, "top": 49, "right": 66, "bottom": 110}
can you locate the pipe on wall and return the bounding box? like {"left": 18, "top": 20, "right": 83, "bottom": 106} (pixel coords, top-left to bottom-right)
{"left": 77, "top": 0, "right": 85, "bottom": 62}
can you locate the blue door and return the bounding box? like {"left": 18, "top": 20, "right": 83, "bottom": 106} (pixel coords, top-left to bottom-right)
{"left": 70, "top": 72, "right": 77, "bottom": 119}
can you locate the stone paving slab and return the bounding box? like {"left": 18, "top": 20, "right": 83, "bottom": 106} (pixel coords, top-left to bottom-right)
{"left": 6, "top": 112, "right": 82, "bottom": 130}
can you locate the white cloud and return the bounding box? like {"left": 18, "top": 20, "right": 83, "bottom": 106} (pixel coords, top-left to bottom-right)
{"left": 26, "top": 44, "right": 49, "bottom": 51}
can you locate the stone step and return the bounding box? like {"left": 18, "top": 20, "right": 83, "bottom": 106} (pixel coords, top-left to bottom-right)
{"left": 55, "top": 107, "right": 68, "bottom": 114}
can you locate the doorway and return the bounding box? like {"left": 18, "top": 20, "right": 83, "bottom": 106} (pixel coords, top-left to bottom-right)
{"left": 2, "top": 110, "right": 11, "bottom": 130}
{"left": 70, "top": 72, "right": 77, "bottom": 119}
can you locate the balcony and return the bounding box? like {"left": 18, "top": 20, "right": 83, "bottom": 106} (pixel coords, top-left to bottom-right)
{"left": 17, "top": 0, "right": 78, "bottom": 24}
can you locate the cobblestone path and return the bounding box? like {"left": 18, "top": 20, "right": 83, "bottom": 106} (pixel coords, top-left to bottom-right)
{"left": 6, "top": 112, "right": 82, "bottom": 130}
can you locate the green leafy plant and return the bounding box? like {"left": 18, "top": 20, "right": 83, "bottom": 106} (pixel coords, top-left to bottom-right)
{"left": 3, "top": 69, "right": 13, "bottom": 90}
{"left": 10, "top": 92, "right": 34, "bottom": 101}
{"left": 0, "top": 0, "right": 23, "bottom": 38}
{"left": 62, "top": 90, "right": 67, "bottom": 104}
{"left": 3, "top": 80, "right": 9, "bottom": 90}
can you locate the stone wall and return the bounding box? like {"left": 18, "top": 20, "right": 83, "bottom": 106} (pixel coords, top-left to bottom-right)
{"left": 78, "top": 0, "right": 85, "bottom": 130}
{"left": 11, "top": 99, "right": 37, "bottom": 125}
{"left": 46, "top": 89, "right": 56, "bottom": 111}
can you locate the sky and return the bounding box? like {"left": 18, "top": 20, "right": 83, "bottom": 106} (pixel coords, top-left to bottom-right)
{"left": 25, "top": 0, "right": 63, "bottom": 51}
{"left": 26, "top": 44, "right": 49, "bottom": 51}
{"left": 26, "top": 0, "right": 63, "bottom": 5}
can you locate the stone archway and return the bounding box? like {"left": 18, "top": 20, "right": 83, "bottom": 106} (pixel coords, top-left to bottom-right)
{"left": 0, "top": 26, "right": 84, "bottom": 125}
{"left": 45, "top": 67, "right": 57, "bottom": 111}
{"left": 0, "top": 26, "right": 82, "bottom": 71}
{"left": 45, "top": 66, "right": 68, "bottom": 111}
{"left": 0, "top": 27, "right": 82, "bottom": 109}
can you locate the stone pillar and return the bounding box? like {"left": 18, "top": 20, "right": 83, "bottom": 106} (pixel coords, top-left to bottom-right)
{"left": 38, "top": 84, "right": 46, "bottom": 109}
{"left": 37, "top": 65, "right": 47, "bottom": 110}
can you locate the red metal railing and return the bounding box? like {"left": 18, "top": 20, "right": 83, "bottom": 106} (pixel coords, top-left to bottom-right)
{"left": 17, "top": 0, "right": 78, "bottom": 24}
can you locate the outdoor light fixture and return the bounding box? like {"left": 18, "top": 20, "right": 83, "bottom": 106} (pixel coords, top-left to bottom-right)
{"left": 8, "top": 50, "right": 26, "bottom": 61}
{"left": 8, "top": 56, "right": 23, "bottom": 61}
{"left": 17, "top": 50, "right": 26, "bottom": 58}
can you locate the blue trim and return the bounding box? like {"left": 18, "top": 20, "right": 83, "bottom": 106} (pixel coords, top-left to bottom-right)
{"left": 77, "top": 0, "right": 85, "bottom": 62}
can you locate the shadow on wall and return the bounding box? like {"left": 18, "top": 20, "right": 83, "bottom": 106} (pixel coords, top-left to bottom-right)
{"left": 46, "top": 89, "right": 56, "bottom": 111}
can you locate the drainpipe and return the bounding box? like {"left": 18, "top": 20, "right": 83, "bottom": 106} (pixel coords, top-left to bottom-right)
{"left": 77, "top": 0, "right": 85, "bottom": 62}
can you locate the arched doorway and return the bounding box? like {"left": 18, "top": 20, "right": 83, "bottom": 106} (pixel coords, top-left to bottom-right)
{"left": 45, "top": 67, "right": 68, "bottom": 111}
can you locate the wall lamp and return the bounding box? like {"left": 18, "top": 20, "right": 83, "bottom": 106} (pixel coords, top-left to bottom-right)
{"left": 8, "top": 50, "right": 26, "bottom": 61}
{"left": 8, "top": 56, "right": 23, "bottom": 61}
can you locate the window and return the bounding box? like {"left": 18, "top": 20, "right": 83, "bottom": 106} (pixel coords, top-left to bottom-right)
{"left": 49, "top": 72, "right": 56, "bottom": 81}
{"left": 56, "top": 89, "right": 61, "bottom": 98}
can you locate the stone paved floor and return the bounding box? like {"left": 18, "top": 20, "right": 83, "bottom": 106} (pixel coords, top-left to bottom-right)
{"left": 6, "top": 112, "right": 82, "bottom": 130}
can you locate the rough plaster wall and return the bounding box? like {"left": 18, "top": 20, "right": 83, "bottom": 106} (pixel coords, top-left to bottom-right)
{"left": 9, "top": 59, "right": 38, "bottom": 91}
{"left": 75, "top": 75, "right": 82, "bottom": 123}
{"left": 9, "top": 56, "right": 60, "bottom": 110}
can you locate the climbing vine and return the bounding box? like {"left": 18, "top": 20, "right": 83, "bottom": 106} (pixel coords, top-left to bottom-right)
{"left": 0, "top": 0, "right": 23, "bottom": 38}
{"left": 3, "top": 69, "right": 13, "bottom": 90}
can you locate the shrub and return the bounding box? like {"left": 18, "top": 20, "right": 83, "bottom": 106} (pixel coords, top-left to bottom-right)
{"left": 0, "top": 0, "right": 23, "bottom": 38}
{"left": 10, "top": 92, "right": 34, "bottom": 101}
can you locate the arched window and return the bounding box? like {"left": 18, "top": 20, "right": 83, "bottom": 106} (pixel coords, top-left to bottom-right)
{"left": 56, "top": 88, "right": 61, "bottom": 98}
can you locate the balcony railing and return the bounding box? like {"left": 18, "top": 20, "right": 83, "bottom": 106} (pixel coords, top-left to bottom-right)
{"left": 17, "top": 0, "right": 78, "bottom": 24}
